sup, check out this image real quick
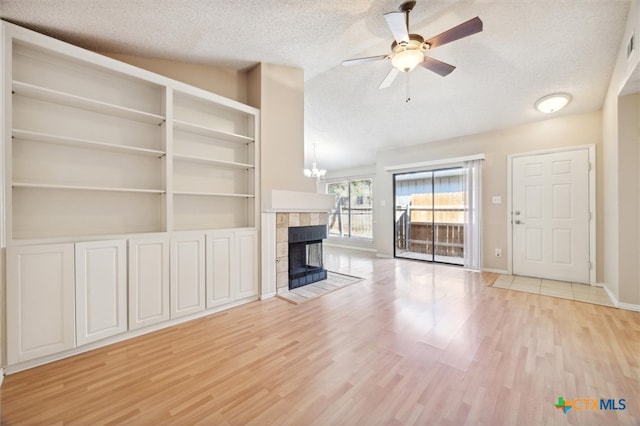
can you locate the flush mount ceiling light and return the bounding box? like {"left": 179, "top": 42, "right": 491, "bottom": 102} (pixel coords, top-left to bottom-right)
{"left": 303, "top": 144, "right": 326, "bottom": 181}
{"left": 535, "top": 93, "right": 571, "bottom": 113}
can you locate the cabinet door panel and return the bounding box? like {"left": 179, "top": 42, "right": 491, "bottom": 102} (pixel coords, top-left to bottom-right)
{"left": 171, "top": 235, "right": 205, "bottom": 318}
{"left": 75, "top": 240, "right": 127, "bottom": 346}
{"left": 129, "top": 237, "right": 170, "bottom": 330}
{"left": 7, "top": 244, "right": 75, "bottom": 364}
{"left": 206, "top": 231, "right": 235, "bottom": 308}
{"left": 236, "top": 230, "right": 258, "bottom": 299}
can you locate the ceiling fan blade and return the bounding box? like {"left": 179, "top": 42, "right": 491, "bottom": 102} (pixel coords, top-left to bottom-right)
{"left": 379, "top": 67, "right": 400, "bottom": 89}
{"left": 342, "top": 55, "right": 389, "bottom": 67}
{"left": 425, "top": 16, "right": 483, "bottom": 49}
{"left": 384, "top": 11, "right": 409, "bottom": 44}
{"left": 419, "top": 56, "right": 456, "bottom": 76}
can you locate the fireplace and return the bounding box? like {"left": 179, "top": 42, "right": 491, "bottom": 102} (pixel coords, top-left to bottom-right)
{"left": 288, "top": 225, "right": 328, "bottom": 289}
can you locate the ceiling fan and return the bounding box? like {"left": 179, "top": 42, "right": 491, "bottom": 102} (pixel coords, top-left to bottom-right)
{"left": 342, "top": 1, "right": 483, "bottom": 90}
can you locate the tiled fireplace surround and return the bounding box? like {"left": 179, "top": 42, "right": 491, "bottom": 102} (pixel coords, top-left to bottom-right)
{"left": 261, "top": 189, "right": 335, "bottom": 299}
{"left": 275, "top": 212, "right": 328, "bottom": 292}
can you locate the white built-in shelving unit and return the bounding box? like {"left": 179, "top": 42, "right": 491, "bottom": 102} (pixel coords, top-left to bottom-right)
{"left": 171, "top": 89, "right": 257, "bottom": 232}
{"left": 1, "top": 21, "right": 260, "bottom": 372}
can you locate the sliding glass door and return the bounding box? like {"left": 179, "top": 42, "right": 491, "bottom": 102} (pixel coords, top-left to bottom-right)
{"left": 394, "top": 168, "right": 465, "bottom": 265}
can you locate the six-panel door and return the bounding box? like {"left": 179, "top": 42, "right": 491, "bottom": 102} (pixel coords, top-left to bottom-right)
{"left": 512, "top": 149, "right": 590, "bottom": 283}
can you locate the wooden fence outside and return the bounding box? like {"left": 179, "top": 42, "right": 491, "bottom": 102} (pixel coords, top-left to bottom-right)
{"left": 396, "top": 192, "right": 465, "bottom": 258}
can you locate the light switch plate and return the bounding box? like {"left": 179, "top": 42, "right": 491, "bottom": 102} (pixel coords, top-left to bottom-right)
{"left": 491, "top": 196, "right": 502, "bottom": 204}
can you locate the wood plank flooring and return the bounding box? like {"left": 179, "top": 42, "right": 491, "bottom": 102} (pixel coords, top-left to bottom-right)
{"left": 2, "top": 247, "right": 639, "bottom": 425}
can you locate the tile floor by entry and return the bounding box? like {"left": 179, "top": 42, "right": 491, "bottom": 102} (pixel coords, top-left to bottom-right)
{"left": 493, "top": 275, "right": 614, "bottom": 307}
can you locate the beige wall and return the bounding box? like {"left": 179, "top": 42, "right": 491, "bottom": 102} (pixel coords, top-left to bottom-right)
{"left": 602, "top": 0, "right": 640, "bottom": 307}
{"left": 373, "top": 112, "right": 603, "bottom": 275}
{"left": 617, "top": 93, "right": 640, "bottom": 304}
{"left": 103, "top": 53, "right": 248, "bottom": 103}
{"left": 247, "top": 63, "right": 315, "bottom": 197}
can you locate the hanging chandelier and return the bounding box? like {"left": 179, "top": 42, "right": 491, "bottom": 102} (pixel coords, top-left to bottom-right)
{"left": 303, "top": 143, "right": 326, "bottom": 181}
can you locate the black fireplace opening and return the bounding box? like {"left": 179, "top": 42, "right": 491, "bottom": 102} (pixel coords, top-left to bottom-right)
{"left": 288, "top": 225, "right": 328, "bottom": 289}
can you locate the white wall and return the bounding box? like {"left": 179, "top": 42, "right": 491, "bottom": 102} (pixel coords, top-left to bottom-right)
{"left": 373, "top": 111, "right": 603, "bottom": 274}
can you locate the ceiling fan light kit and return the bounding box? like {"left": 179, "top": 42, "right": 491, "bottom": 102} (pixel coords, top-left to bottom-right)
{"left": 535, "top": 93, "right": 572, "bottom": 113}
{"left": 391, "top": 41, "right": 426, "bottom": 72}
{"left": 342, "top": 0, "right": 483, "bottom": 96}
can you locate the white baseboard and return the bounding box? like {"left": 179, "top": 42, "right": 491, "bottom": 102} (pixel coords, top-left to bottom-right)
{"left": 324, "top": 242, "right": 377, "bottom": 253}
{"left": 601, "top": 284, "right": 640, "bottom": 312}
{"left": 375, "top": 253, "right": 394, "bottom": 259}
{"left": 0, "top": 368, "right": 4, "bottom": 387}
{"left": 616, "top": 302, "right": 640, "bottom": 312}
{"left": 602, "top": 284, "right": 617, "bottom": 304}
{"left": 260, "top": 292, "right": 276, "bottom": 300}
{"left": 482, "top": 268, "right": 509, "bottom": 274}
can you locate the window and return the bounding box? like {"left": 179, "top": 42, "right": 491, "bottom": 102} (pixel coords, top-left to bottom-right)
{"left": 326, "top": 178, "right": 373, "bottom": 240}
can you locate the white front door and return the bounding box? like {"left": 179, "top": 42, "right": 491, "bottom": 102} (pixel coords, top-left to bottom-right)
{"left": 512, "top": 149, "right": 590, "bottom": 283}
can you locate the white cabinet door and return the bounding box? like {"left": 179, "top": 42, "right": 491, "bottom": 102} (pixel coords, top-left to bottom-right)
{"left": 75, "top": 240, "right": 127, "bottom": 346}
{"left": 129, "top": 237, "right": 170, "bottom": 330}
{"left": 6, "top": 243, "right": 75, "bottom": 364}
{"left": 171, "top": 234, "right": 206, "bottom": 318}
{"left": 236, "top": 230, "right": 259, "bottom": 300}
{"left": 206, "top": 231, "right": 236, "bottom": 308}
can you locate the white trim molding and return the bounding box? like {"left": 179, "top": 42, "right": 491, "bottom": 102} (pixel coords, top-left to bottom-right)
{"left": 260, "top": 212, "right": 277, "bottom": 299}
{"left": 262, "top": 190, "right": 335, "bottom": 213}
{"left": 616, "top": 302, "right": 640, "bottom": 312}
{"left": 324, "top": 242, "right": 377, "bottom": 253}
{"left": 602, "top": 284, "right": 640, "bottom": 312}
{"left": 384, "top": 153, "right": 485, "bottom": 173}
{"left": 482, "top": 268, "right": 509, "bottom": 275}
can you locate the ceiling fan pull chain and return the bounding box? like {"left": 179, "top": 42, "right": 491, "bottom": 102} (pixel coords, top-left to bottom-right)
{"left": 406, "top": 72, "right": 411, "bottom": 103}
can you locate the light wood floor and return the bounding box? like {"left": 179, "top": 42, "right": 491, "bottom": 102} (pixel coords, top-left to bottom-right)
{"left": 2, "top": 247, "right": 639, "bottom": 425}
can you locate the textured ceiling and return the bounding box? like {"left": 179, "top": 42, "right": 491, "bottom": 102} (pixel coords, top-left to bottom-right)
{"left": 0, "top": 0, "right": 633, "bottom": 171}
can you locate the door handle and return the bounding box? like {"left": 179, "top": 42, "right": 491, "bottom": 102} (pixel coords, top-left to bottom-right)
{"left": 514, "top": 220, "right": 525, "bottom": 225}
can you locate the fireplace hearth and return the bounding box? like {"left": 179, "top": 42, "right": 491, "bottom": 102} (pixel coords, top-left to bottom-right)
{"left": 288, "top": 225, "right": 327, "bottom": 289}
